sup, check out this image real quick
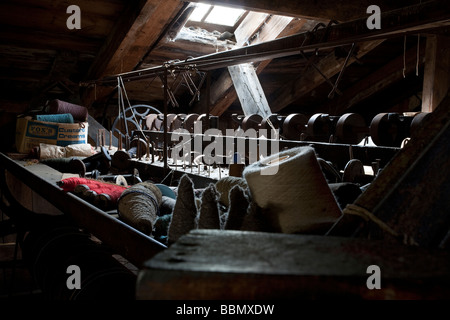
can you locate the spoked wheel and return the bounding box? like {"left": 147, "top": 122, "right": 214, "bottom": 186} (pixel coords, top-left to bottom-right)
{"left": 111, "top": 104, "right": 162, "bottom": 141}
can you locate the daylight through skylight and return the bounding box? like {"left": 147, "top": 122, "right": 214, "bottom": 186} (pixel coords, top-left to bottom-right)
{"left": 188, "top": 3, "right": 245, "bottom": 27}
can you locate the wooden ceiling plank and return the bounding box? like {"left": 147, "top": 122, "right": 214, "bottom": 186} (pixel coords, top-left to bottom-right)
{"left": 422, "top": 35, "right": 450, "bottom": 112}
{"left": 81, "top": 0, "right": 184, "bottom": 111}
{"left": 269, "top": 40, "right": 384, "bottom": 113}
{"left": 328, "top": 42, "right": 426, "bottom": 115}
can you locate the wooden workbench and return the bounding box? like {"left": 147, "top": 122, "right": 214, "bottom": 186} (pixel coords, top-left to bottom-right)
{"left": 0, "top": 152, "right": 167, "bottom": 269}
{"left": 136, "top": 229, "right": 450, "bottom": 300}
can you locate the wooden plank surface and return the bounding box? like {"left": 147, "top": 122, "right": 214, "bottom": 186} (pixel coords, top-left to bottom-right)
{"left": 136, "top": 229, "right": 450, "bottom": 299}
{"left": 0, "top": 153, "right": 167, "bottom": 268}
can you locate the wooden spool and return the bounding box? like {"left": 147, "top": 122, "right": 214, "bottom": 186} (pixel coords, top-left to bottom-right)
{"left": 282, "top": 113, "right": 308, "bottom": 140}
{"left": 171, "top": 113, "right": 187, "bottom": 131}
{"left": 183, "top": 113, "right": 200, "bottom": 133}
{"left": 165, "top": 113, "right": 177, "bottom": 131}
{"left": 410, "top": 112, "right": 431, "bottom": 134}
{"left": 153, "top": 114, "right": 164, "bottom": 131}
{"left": 370, "top": 113, "right": 406, "bottom": 147}
{"left": 145, "top": 114, "right": 158, "bottom": 130}
{"left": 241, "top": 114, "right": 262, "bottom": 131}
{"left": 260, "top": 114, "right": 284, "bottom": 138}
{"left": 111, "top": 150, "right": 132, "bottom": 171}
{"left": 129, "top": 137, "right": 148, "bottom": 159}
{"left": 306, "top": 113, "right": 334, "bottom": 142}
{"left": 342, "top": 159, "right": 366, "bottom": 184}
{"left": 335, "top": 113, "right": 368, "bottom": 145}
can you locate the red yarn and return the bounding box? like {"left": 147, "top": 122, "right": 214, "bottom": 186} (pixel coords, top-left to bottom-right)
{"left": 59, "top": 177, "right": 128, "bottom": 203}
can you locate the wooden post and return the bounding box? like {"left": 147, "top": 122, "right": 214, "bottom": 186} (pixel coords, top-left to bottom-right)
{"left": 422, "top": 35, "right": 450, "bottom": 112}
{"left": 228, "top": 63, "right": 272, "bottom": 117}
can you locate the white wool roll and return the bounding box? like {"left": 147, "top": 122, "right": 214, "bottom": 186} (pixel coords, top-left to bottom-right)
{"left": 39, "top": 143, "right": 65, "bottom": 159}
{"left": 243, "top": 146, "right": 342, "bottom": 234}
{"left": 65, "top": 143, "right": 94, "bottom": 157}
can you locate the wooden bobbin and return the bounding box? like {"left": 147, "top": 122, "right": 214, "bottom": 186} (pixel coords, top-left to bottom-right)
{"left": 241, "top": 114, "right": 262, "bottom": 131}
{"left": 145, "top": 114, "right": 158, "bottom": 130}
{"left": 335, "top": 113, "right": 368, "bottom": 145}
{"left": 260, "top": 114, "right": 284, "bottom": 138}
{"left": 111, "top": 150, "right": 132, "bottom": 172}
{"left": 171, "top": 113, "right": 187, "bottom": 131}
{"left": 410, "top": 112, "right": 431, "bottom": 134}
{"left": 342, "top": 159, "right": 365, "bottom": 184}
{"left": 153, "top": 114, "right": 164, "bottom": 131}
{"left": 306, "top": 113, "right": 334, "bottom": 142}
{"left": 165, "top": 113, "right": 177, "bottom": 131}
{"left": 183, "top": 113, "right": 200, "bottom": 133}
{"left": 197, "top": 113, "right": 210, "bottom": 132}
{"left": 370, "top": 113, "right": 406, "bottom": 147}
{"left": 129, "top": 137, "right": 148, "bottom": 159}
{"left": 282, "top": 113, "right": 308, "bottom": 140}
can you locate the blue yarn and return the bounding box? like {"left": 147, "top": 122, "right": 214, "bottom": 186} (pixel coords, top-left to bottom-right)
{"left": 37, "top": 113, "right": 74, "bottom": 124}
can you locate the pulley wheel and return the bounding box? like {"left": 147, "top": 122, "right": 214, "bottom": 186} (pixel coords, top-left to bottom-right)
{"left": 164, "top": 113, "right": 177, "bottom": 131}
{"left": 282, "top": 113, "right": 308, "bottom": 140}
{"left": 370, "top": 113, "right": 403, "bottom": 147}
{"left": 130, "top": 137, "right": 148, "bottom": 159}
{"left": 335, "top": 113, "right": 368, "bottom": 145}
{"left": 145, "top": 114, "right": 158, "bottom": 130}
{"left": 183, "top": 113, "right": 200, "bottom": 133}
{"left": 241, "top": 114, "right": 262, "bottom": 131}
{"left": 342, "top": 159, "right": 365, "bottom": 184}
{"left": 153, "top": 114, "right": 164, "bottom": 131}
{"left": 171, "top": 113, "right": 187, "bottom": 131}
{"left": 306, "top": 113, "right": 333, "bottom": 142}
{"left": 111, "top": 150, "right": 132, "bottom": 171}
{"left": 410, "top": 112, "right": 431, "bottom": 134}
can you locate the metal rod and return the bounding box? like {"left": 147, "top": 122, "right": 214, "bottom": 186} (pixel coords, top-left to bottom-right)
{"left": 80, "top": 1, "right": 450, "bottom": 87}
{"left": 163, "top": 68, "right": 168, "bottom": 172}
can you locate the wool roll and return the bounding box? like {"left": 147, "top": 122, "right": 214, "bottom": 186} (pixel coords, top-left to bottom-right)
{"left": 224, "top": 185, "right": 250, "bottom": 231}
{"left": 196, "top": 183, "right": 221, "bottom": 230}
{"left": 65, "top": 144, "right": 94, "bottom": 157}
{"left": 39, "top": 143, "right": 66, "bottom": 159}
{"left": 243, "top": 146, "right": 342, "bottom": 234}
{"left": 215, "top": 176, "right": 248, "bottom": 208}
{"left": 167, "top": 174, "right": 198, "bottom": 244}
{"left": 117, "top": 181, "right": 162, "bottom": 236}
{"left": 47, "top": 99, "right": 89, "bottom": 122}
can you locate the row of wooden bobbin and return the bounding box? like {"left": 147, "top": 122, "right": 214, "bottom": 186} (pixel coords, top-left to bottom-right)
{"left": 145, "top": 111, "right": 430, "bottom": 147}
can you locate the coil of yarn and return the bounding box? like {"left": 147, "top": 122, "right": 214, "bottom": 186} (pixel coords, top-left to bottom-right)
{"left": 47, "top": 99, "right": 89, "bottom": 122}
{"left": 243, "top": 146, "right": 342, "bottom": 234}
{"left": 36, "top": 113, "right": 74, "bottom": 124}
{"left": 117, "top": 181, "right": 162, "bottom": 236}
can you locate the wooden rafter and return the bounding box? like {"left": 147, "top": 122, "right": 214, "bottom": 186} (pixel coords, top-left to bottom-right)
{"left": 326, "top": 41, "right": 426, "bottom": 115}
{"left": 81, "top": 0, "right": 184, "bottom": 112}
{"left": 269, "top": 40, "right": 384, "bottom": 113}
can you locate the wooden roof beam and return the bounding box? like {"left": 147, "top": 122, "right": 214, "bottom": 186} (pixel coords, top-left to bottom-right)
{"left": 269, "top": 40, "right": 385, "bottom": 113}
{"left": 326, "top": 41, "right": 426, "bottom": 115}
{"left": 81, "top": 0, "right": 184, "bottom": 113}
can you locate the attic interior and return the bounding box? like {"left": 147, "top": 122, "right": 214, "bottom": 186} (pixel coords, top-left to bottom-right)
{"left": 1, "top": 0, "right": 450, "bottom": 301}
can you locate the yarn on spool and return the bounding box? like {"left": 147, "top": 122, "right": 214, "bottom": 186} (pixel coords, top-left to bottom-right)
{"left": 117, "top": 181, "right": 163, "bottom": 236}
{"left": 36, "top": 113, "right": 74, "bottom": 124}
{"left": 47, "top": 99, "right": 89, "bottom": 122}
{"left": 243, "top": 146, "right": 342, "bottom": 234}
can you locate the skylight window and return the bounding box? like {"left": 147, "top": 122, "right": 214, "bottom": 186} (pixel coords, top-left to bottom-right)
{"left": 188, "top": 3, "right": 245, "bottom": 27}
{"left": 188, "top": 3, "right": 211, "bottom": 22}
